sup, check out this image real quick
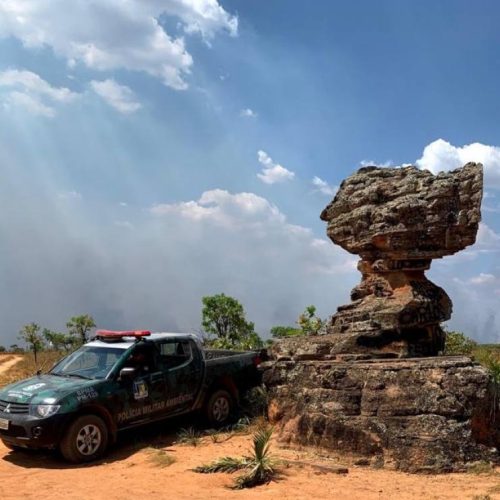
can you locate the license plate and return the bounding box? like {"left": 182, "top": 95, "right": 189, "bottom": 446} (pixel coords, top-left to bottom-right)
{"left": 0, "top": 418, "right": 9, "bottom": 430}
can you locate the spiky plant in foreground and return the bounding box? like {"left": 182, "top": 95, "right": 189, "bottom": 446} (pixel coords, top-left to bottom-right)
{"left": 193, "top": 456, "right": 248, "bottom": 473}
{"left": 194, "top": 426, "right": 279, "bottom": 489}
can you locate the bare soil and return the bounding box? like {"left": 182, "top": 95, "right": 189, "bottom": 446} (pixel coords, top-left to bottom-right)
{"left": 0, "top": 354, "right": 498, "bottom": 498}
{"left": 0, "top": 356, "right": 23, "bottom": 376}
{"left": 0, "top": 423, "right": 498, "bottom": 500}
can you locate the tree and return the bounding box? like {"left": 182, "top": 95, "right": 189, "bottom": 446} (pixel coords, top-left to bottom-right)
{"left": 270, "top": 326, "right": 304, "bottom": 339}
{"left": 9, "top": 344, "right": 24, "bottom": 353}
{"left": 66, "top": 315, "right": 96, "bottom": 345}
{"left": 0, "top": 346, "right": 6, "bottom": 353}
{"left": 297, "top": 305, "right": 324, "bottom": 336}
{"left": 19, "top": 322, "right": 44, "bottom": 365}
{"left": 43, "top": 329, "right": 75, "bottom": 352}
{"left": 202, "top": 294, "right": 263, "bottom": 350}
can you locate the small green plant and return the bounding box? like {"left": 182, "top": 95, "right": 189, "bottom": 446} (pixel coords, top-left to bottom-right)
{"left": 145, "top": 447, "right": 176, "bottom": 468}
{"left": 194, "top": 456, "right": 248, "bottom": 473}
{"left": 270, "top": 326, "right": 304, "bottom": 339}
{"left": 297, "top": 305, "right": 324, "bottom": 336}
{"left": 444, "top": 330, "right": 477, "bottom": 355}
{"left": 194, "top": 426, "right": 280, "bottom": 489}
{"left": 177, "top": 427, "right": 202, "bottom": 446}
{"left": 473, "top": 347, "right": 500, "bottom": 417}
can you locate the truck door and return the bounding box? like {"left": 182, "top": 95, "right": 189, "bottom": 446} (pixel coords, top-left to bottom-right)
{"left": 114, "top": 343, "right": 167, "bottom": 427}
{"left": 157, "top": 339, "right": 202, "bottom": 414}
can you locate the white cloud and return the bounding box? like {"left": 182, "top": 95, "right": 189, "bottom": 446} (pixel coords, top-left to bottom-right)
{"left": 57, "top": 190, "right": 82, "bottom": 201}
{"left": 149, "top": 189, "right": 356, "bottom": 282}
{"left": 359, "top": 159, "right": 392, "bottom": 168}
{"left": 151, "top": 189, "right": 286, "bottom": 227}
{"left": 0, "top": 1, "right": 237, "bottom": 90}
{"left": 0, "top": 69, "right": 78, "bottom": 117}
{"left": 240, "top": 108, "right": 257, "bottom": 118}
{"left": 476, "top": 222, "right": 500, "bottom": 250}
{"left": 0, "top": 69, "right": 77, "bottom": 102}
{"left": 311, "top": 176, "right": 337, "bottom": 197}
{"left": 416, "top": 139, "right": 500, "bottom": 189}
{"left": 469, "top": 273, "right": 497, "bottom": 285}
{"left": 90, "top": 79, "right": 141, "bottom": 114}
{"left": 256, "top": 150, "right": 295, "bottom": 185}
{"left": 3, "top": 91, "right": 55, "bottom": 117}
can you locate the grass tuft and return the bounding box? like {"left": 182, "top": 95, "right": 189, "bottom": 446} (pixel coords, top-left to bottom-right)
{"left": 176, "top": 427, "right": 202, "bottom": 447}
{"left": 145, "top": 447, "right": 176, "bottom": 468}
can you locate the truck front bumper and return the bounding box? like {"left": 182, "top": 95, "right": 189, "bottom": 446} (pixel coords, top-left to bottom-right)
{"left": 0, "top": 412, "right": 69, "bottom": 450}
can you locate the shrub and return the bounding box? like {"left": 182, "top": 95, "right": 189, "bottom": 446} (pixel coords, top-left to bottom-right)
{"left": 444, "top": 330, "right": 477, "bottom": 355}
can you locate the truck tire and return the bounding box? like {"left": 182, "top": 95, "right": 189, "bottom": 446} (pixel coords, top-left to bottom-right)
{"left": 205, "top": 389, "right": 233, "bottom": 427}
{"left": 60, "top": 414, "right": 109, "bottom": 463}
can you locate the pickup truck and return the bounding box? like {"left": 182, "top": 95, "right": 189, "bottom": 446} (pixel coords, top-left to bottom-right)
{"left": 0, "top": 330, "right": 262, "bottom": 463}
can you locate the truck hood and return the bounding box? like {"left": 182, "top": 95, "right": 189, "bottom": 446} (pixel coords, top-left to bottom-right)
{"left": 0, "top": 374, "right": 100, "bottom": 405}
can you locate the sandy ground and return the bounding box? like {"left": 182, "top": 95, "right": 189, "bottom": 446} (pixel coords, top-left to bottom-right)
{"left": 0, "top": 356, "right": 23, "bottom": 375}
{"left": 0, "top": 355, "right": 498, "bottom": 499}
{"left": 0, "top": 422, "right": 498, "bottom": 500}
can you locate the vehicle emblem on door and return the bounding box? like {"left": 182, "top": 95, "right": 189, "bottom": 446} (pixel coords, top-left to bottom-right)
{"left": 133, "top": 380, "right": 148, "bottom": 400}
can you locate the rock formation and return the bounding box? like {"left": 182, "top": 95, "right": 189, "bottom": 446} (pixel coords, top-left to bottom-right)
{"left": 263, "top": 162, "right": 499, "bottom": 472}
{"left": 319, "top": 163, "right": 482, "bottom": 358}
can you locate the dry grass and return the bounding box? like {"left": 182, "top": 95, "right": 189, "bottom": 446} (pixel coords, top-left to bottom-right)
{"left": 145, "top": 447, "right": 176, "bottom": 468}
{"left": 467, "top": 461, "right": 496, "bottom": 475}
{"left": 0, "top": 351, "right": 64, "bottom": 387}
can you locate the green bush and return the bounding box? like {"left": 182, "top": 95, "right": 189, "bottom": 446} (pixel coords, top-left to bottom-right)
{"left": 444, "top": 330, "right": 478, "bottom": 355}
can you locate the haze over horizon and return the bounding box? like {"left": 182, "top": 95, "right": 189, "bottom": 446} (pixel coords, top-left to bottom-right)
{"left": 1, "top": 1, "right": 500, "bottom": 346}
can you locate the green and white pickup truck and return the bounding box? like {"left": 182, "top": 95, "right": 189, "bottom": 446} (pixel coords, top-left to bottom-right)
{"left": 0, "top": 330, "right": 262, "bottom": 462}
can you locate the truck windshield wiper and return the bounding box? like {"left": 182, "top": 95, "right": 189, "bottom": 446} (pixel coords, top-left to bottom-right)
{"left": 64, "top": 373, "right": 92, "bottom": 380}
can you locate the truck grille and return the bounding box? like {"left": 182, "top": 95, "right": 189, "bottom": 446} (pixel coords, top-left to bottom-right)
{"left": 0, "top": 400, "right": 29, "bottom": 414}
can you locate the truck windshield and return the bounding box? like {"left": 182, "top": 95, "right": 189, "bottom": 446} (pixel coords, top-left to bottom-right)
{"left": 50, "top": 346, "right": 125, "bottom": 380}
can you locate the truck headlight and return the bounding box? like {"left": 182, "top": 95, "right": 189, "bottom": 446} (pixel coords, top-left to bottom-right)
{"left": 30, "top": 404, "right": 61, "bottom": 418}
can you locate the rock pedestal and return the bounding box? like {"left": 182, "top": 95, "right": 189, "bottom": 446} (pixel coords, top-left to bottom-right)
{"left": 263, "top": 162, "right": 499, "bottom": 472}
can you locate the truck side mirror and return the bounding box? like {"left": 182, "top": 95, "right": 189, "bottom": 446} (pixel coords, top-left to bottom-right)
{"left": 119, "top": 367, "right": 137, "bottom": 381}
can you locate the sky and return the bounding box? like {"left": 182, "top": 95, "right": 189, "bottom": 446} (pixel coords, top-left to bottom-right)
{"left": 0, "top": 0, "right": 499, "bottom": 346}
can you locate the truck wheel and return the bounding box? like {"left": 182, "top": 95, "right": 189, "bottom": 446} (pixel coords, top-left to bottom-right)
{"left": 60, "top": 415, "right": 108, "bottom": 463}
{"left": 205, "top": 389, "right": 233, "bottom": 427}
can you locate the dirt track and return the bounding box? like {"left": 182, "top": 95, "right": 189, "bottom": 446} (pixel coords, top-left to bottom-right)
{"left": 0, "top": 426, "right": 498, "bottom": 500}
{"left": 0, "top": 356, "right": 23, "bottom": 376}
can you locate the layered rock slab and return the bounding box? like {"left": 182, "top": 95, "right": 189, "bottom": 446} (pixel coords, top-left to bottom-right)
{"left": 263, "top": 356, "right": 499, "bottom": 472}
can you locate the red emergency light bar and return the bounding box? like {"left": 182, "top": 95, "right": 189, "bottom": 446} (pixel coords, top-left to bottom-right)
{"left": 95, "top": 330, "right": 151, "bottom": 339}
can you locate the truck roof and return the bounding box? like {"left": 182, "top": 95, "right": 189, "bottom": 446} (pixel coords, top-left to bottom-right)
{"left": 86, "top": 332, "right": 200, "bottom": 349}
